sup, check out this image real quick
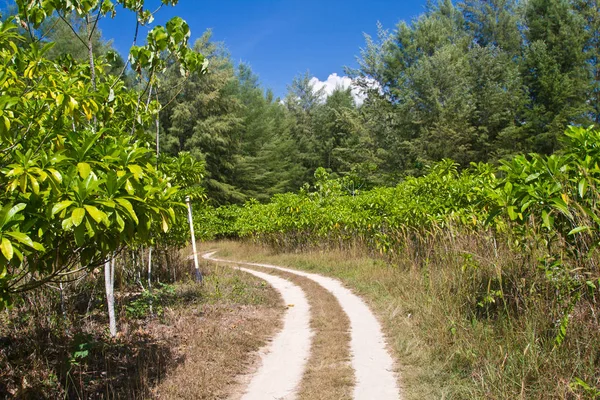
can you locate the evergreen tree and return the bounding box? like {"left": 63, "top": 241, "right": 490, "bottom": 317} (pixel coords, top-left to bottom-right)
{"left": 522, "top": 0, "right": 591, "bottom": 153}
{"left": 161, "top": 30, "right": 245, "bottom": 204}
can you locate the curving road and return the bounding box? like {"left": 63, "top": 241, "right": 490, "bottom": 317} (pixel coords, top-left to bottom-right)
{"left": 203, "top": 251, "right": 402, "bottom": 400}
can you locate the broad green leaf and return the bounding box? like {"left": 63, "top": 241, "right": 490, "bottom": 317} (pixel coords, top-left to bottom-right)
{"left": 77, "top": 162, "right": 91, "bottom": 179}
{"left": 0, "top": 203, "right": 26, "bottom": 228}
{"left": 115, "top": 212, "right": 125, "bottom": 232}
{"left": 1, "top": 237, "right": 13, "bottom": 261}
{"left": 127, "top": 164, "right": 143, "bottom": 180}
{"left": 507, "top": 206, "right": 518, "bottom": 221}
{"left": 52, "top": 200, "right": 74, "bottom": 215}
{"left": 125, "top": 179, "right": 134, "bottom": 195}
{"left": 5, "top": 167, "right": 24, "bottom": 177}
{"left": 115, "top": 198, "right": 138, "bottom": 224}
{"left": 62, "top": 217, "right": 74, "bottom": 231}
{"left": 5, "top": 231, "right": 33, "bottom": 248}
{"left": 525, "top": 173, "right": 540, "bottom": 183}
{"left": 72, "top": 207, "right": 86, "bottom": 227}
{"left": 47, "top": 168, "right": 62, "bottom": 183}
{"left": 29, "top": 175, "right": 39, "bottom": 194}
{"left": 95, "top": 200, "right": 115, "bottom": 208}
{"left": 74, "top": 224, "right": 85, "bottom": 246}
{"left": 83, "top": 205, "right": 107, "bottom": 224}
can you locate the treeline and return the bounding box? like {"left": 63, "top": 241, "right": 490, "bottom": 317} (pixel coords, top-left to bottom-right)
{"left": 152, "top": 0, "right": 600, "bottom": 204}
{"left": 352, "top": 0, "right": 600, "bottom": 175}
{"left": 18, "top": 0, "right": 598, "bottom": 205}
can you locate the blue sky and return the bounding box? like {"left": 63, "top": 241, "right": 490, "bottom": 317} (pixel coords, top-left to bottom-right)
{"left": 98, "top": 1, "right": 428, "bottom": 98}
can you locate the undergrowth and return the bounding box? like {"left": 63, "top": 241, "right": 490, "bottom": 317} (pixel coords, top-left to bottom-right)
{"left": 0, "top": 250, "right": 277, "bottom": 399}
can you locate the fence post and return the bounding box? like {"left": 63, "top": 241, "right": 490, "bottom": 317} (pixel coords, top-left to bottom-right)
{"left": 186, "top": 196, "right": 202, "bottom": 282}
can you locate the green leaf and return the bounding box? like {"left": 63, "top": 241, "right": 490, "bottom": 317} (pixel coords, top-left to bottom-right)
{"left": 5, "top": 231, "right": 33, "bottom": 248}
{"left": 542, "top": 210, "right": 552, "bottom": 228}
{"left": 578, "top": 179, "right": 588, "bottom": 199}
{"left": 78, "top": 132, "right": 102, "bottom": 159}
{"left": 525, "top": 173, "right": 540, "bottom": 183}
{"left": 127, "top": 164, "right": 143, "bottom": 180}
{"left": 74, "top": 224, "right": 86, "bottom": 246}
{"left": 115, "top": 198, "right": 138, "bottom": 224}
{"left": 62, "top": 217, "right": 74, "bottom": 231}
{"left": 72, "top": 208, "right": 86, "bottom": 227}
{"left": 161, "top": 214, "right": 169, "bottom": 232}
{"left": 47, "top": 168, "right": 62, "bottom": 183}
{"left": 77, "top": 162, "right": 91, "bottom": 179}
{"left": 115, "top": 212, "right": 125, "bottom": 232}
{"left": 550, "top": 197, "right": 573, "bottom": 218}
{"left": 0, "top": 203, "right": 26, "bottom": 228}
{"left": 1, "top": 237, "right": 13, "bottom": 261}
{"left": 52, "top": 200, "right": 74, "bottom": 216}
{"left": 29, "top": 175, "right": 39, "bottom": 194}
{"left": 95, "top": 200, "right": 115, "bottom": 208}
{"left": 568, "top": 226, "right": 590, "bottom": 235}
{"left": 125, "top": 179, "right": 134, "bottom": 195}
{"left": 83, "top": 205, "right": 106, "bottom": 224}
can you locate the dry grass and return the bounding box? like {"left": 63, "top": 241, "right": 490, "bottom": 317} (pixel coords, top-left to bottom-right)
{"left": 204, "top": 238, "right": 600, "bottom": 399}
{"left": 0, "top": 258, "right": 283, "bottom": 400}
{"left": 154, "top": 262, "right": 283, "bottom": 399}
{"left": 245, "top": 263, "right": 355, "bottom": 400}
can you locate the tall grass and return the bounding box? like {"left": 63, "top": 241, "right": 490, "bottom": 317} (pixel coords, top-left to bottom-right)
{"left": 209, "top": 221, "right": 600, "bottom": 399}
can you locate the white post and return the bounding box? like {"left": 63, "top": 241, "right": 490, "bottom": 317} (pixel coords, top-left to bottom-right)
{"left": 147, "top": 246, "right": 153, "bottom": 291}
{"left": 186, "top": 196, "right": 202, "bottom": 282}
{"left": 104, "top": 256, "right": 117, "bottom": 337}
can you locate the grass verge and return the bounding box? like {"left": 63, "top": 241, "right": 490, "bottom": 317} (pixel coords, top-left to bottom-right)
{"left": 154, "top": 261, "right": 283, "bottom": 399}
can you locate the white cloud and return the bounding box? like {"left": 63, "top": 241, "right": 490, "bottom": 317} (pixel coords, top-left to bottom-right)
{"left": 308, "top": 73, "right": 368, "bottom": 106}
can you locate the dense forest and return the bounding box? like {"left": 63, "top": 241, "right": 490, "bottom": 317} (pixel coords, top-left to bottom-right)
{"left": 154, "top": 0, "right": 600, "bottom": 203}
{"left": 8, "top": 0, "right": 598, "bottom": 205}
{"left": 2, "top": 0, "right": 600, "bottom": 398}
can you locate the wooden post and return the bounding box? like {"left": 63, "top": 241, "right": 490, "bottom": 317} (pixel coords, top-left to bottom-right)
{"left": 186, "top": 196, "right": 202, "bottom": 282}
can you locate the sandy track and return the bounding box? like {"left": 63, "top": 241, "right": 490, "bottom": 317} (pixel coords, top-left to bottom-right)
{"left": 223, "top": 263, "right": 313, "bottom": 400}
{"left": 203, "top": 252, "right": 401, "bottom": 400}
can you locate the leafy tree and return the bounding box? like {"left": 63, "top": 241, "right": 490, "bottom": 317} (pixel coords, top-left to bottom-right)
{"left": 0, "top": 0, "right": 205, "bottom": 319}
{"left": 232, "top": 64, "right": 304, "bottom": 200}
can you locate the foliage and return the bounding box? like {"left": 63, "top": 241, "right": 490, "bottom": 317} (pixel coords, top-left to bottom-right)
{"left": 207, "top": 126, "right": 600, "bottom": 268}
{"left": 199, "top": 126, "right": 600, "bottom": 395}
{"left": 0, "top": 0, "right": 206, "bottom": 308}
{"left": 125, "top": 283, "right": 176, "bottom": 319}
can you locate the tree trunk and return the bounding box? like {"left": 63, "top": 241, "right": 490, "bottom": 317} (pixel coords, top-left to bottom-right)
{"left": 59, "top": 281, "right": 69, "bottom": 334}
{"left": 104, "top": 256, "right": 117, "bottom": 337}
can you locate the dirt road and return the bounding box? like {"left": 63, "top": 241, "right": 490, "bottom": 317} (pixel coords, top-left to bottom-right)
{"left": 203, "top": 252, "right": 401, "bottom": 400}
